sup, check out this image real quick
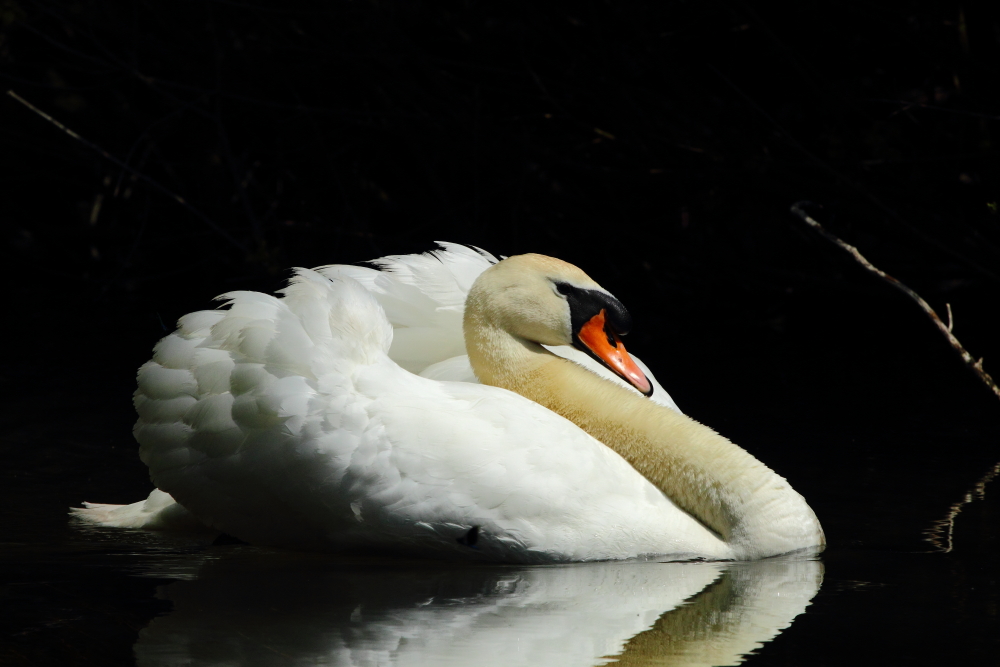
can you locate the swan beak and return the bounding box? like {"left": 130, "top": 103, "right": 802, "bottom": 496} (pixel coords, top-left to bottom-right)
{"left": 577, "top": 309, "right": 653, "bottom": 396}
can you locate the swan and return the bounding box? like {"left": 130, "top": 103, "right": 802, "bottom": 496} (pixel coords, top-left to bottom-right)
{"left": 74, "top": 243, "right": 824, "bottom": 562}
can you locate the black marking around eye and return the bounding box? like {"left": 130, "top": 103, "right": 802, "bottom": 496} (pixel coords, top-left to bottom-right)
{"left": 601, "top": 295, "right": 633, "bottom": 336}
{"left": 565, "top": 288, "right": 633, "bottom": 337}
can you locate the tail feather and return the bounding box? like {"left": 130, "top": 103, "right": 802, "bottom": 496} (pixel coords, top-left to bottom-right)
{"left": 71, "top": 489, "right": 214, "bottom": 532}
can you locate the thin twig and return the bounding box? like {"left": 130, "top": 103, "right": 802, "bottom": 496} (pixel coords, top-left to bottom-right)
{"left": 863, "top": 98, "right": 1000, "bottom": 122}
{"left": 6, "top": 89, "right": 248, "bottom": 254}
{"left": 791, "top": 202, "right": 1000, "bottom": 401}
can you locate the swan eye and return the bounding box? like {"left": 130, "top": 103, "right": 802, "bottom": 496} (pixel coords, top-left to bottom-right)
{"left": 554, "top": 282, "right": 573, "bottom": 296}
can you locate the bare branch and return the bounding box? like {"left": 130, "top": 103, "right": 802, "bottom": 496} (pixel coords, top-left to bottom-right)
{"left": 791, "top": 202, "right": 1000, "bottom": 401}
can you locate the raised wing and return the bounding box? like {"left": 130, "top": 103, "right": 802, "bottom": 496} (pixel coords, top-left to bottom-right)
{"left": 318, "top": 242, "right": 499, "bottom": 374}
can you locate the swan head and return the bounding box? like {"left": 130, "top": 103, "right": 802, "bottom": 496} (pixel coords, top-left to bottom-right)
{"left": 464, "top": 253, "right": 652, "bottom": 395}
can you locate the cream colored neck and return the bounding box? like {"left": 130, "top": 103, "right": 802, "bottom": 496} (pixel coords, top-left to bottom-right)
{"left": 465, "top": 316, "right": 823, "bottom": 559}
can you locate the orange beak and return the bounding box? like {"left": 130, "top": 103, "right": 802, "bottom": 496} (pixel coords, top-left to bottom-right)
{"left": 577, "top": 309, "right": 652, "bottom": 396}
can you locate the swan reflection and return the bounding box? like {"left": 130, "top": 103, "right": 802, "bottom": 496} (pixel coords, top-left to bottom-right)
{"left": 136, "top": 549, "right": 822, "bottom": 667}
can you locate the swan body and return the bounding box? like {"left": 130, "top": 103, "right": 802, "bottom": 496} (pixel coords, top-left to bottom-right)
{"left": 75, "top": 243, "right": 823, "bottom": 562}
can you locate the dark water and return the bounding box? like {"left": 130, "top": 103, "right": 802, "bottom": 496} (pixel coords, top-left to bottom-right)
{"left": 3, "top": 383, "right": 998, "bottom": 666}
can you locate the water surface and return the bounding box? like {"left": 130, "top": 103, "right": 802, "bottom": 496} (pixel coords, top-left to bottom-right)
{"left": 3, "top": 375, "right": 998, "bottom": 666}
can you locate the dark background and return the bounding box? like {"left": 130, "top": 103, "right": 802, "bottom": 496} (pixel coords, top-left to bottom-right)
{"left": 2, "top": 1, "right": 999, "bottom": 664}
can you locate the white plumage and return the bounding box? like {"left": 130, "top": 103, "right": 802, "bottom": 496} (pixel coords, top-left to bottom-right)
{"left": 75, "top": 243, "right": 822, "bottom": 562}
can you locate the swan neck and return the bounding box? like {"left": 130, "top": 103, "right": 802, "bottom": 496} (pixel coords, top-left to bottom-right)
{"left": 463, "top": 298, "right": 556, "bottom": 388}
{"left": 465, "top": 316, "right": 822, "bottom": 558}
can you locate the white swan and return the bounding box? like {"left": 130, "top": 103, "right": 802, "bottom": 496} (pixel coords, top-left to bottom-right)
{"left": 75, "top": 243, "right": 823, "bottom": 562}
